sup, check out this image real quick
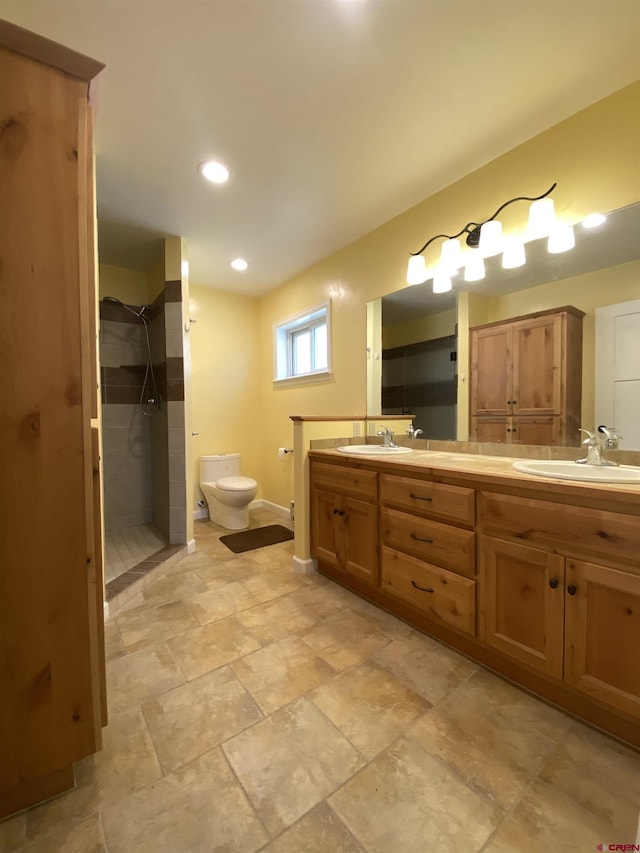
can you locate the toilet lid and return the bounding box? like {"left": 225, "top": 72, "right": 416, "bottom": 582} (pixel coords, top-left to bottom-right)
{"left": 216, "top": 475, "right": 257, "bottom": 491}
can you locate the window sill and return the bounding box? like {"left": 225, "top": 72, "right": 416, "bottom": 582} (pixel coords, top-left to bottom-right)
{"left": 273, "top": 370, "right": 333, "bottom": 388}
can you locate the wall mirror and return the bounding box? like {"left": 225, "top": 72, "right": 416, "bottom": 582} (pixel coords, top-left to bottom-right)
{"left": 367, "top": 201, "right": 640, "bottom": 449}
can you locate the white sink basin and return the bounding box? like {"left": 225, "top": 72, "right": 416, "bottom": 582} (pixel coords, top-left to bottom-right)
{"left": 512, "top": 460, "right": 640, "bottom": 483}
{"left": 337, "top": 445, "right": 412, "bottom": 456}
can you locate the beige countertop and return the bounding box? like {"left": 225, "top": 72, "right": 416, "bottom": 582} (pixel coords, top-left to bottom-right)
{"left": 309, "top": 448, "right": 640, "bottom": 511}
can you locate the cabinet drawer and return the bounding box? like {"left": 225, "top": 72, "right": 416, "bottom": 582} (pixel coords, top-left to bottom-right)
{"left": 381, "top": 507, "right": 476, "bottom": 578}
{"left": 311, "top": 461, "right": 377, "bottom": 501}
{"left": 380, "top": 474, "right": 474, "bottom": 526}
{"left": 479, "top": 492, "right": 640, "bottom": 566}
{"left": 381, "top": 546, "right": 476, "bottom": 635}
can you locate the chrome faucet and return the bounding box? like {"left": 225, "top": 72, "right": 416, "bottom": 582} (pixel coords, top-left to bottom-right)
{"left": 597, "top": 424, "right": 622, "bottom": 450}
{"left": 376, "top": 425, "right": 398, "bottom": 448}
{"left": 407, "top": 424, "right": 423, "bottom": 438}
{"left": 577, "top": 428, "right": 619, "bottom": 467}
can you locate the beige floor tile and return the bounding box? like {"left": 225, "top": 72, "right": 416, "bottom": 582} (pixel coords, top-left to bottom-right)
{"left": 187, "top": 581, "right": 261, "bottom": 625}
{"left": 0, "top": 812, "right": 25, "bottom": 852}
{"left": 311, "top": 660, "right": 432, "bottom": 760}
{"left": 21, "top": 814, "right": 105, "bottom": 853}
{"left": 408, "top": 669, "right": 567, "bottom": 811}
{"left": 537, "top": 722, "right": 640, "bottom": 837}
{"left": 25, "top": 708, "right": 161, "bottom": 841}
{"left": 236, "top": 595, "right": 318, "bottom": 644}
{"left": 115, "top": 600, "right": 199, "bottom": 653}
{"left": 346, "top": 595, "right": 415, "bottom": 639}
{"left": 194, "top": 555, "right": 265, "bottom": 586}
{"left": 142, "top": 665, "right": 263, "bottom": 773}
{"left": 141, "top": 570, "right": 208, "bottom": 606}
{"left": 223, "top": 697, "right": 363, "bottom": 836}
{"left": 289, "top": 581, "right": 355, "bottom": 621}
{"left": 106, "top": 644, "right": 186, "bottom": 715}
{"left": 301, "top": 610, "right": 391, "bottom": 670}
{"left": 330, "top": 736, "right": 502, "bottom": 853}
{"left": 262, "top": 802, "right": 365, "bottom": 853}
{"left": 167, "top": 615, "right": 261, "bottom": 680}
{"left": 372, "top": 629, "right": 477, "bottom": 704}
{"left": 241, "top": 567, "right": 307, "bottom": 603}
{"left": 244, "top": 542, "right": 294, "bottom": 569}
{"left": 103, "top": 620, "right": 125, "bottom": 663}
{"left": 482, "top": 778, "right": 615, "bottom": 852}
{"left": 232, "top": 636, "right": 336, "bottom": 714}
{"left": 101, "top": 747, "right": 268, "bottom": 853}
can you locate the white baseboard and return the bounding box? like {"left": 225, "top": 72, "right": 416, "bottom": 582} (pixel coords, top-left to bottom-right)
{"left": 104, "top": 600, "right": 110, "bottom": 620}
{"left": 193, "top": 507, "right": 208, "bottom": 520}
{"left": 292, "top": 555, "right": 317, "bottom": 575}
{"left": 187, "top": 538, "right": 196, "bottom": 554}
{"left": 194, "top": 499, "right": 290, "bottom": 522}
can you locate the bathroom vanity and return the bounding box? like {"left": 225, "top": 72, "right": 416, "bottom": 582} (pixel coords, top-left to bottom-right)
{"left": 309, "top": 449, "right": 640, "bottom": 748}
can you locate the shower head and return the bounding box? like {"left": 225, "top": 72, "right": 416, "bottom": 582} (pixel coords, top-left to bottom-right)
{"left": 103, "top": 296, "right": 148, "bottom": 319}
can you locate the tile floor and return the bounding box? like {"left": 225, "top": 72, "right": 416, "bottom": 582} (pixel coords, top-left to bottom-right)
{"left": 104, "top": 523, "right": 168, "bottom": 583}
{"left": 2, "top": 509, "right": 639, "bottom": 852}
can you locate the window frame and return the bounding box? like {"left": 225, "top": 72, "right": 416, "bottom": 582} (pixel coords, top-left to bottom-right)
{"left": 273, "top": 300, "right": 332, "bottom": 384}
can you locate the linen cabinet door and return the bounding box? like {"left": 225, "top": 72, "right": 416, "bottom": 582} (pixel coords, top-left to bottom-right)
{"left": 342, "top": 496, "right": 379, "bottom": 585}
{"left": 470, "top": 326, "right": 512, "bottom": 416}
{"left": 310, "top": 489, "right": 342, "bottom": 571}
{"left": 511, "top": 313, "right": 562, "bottom": 416}
{"left": 479, "top": 536, "right": 565, "bottom": 678}
{"left": 564, "top": 559, "right": 640, "bottom": 720}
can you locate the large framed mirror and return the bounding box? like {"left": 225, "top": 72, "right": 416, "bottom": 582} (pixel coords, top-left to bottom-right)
{"left": 367, "top": 201, "right": 640, "bottom": 449}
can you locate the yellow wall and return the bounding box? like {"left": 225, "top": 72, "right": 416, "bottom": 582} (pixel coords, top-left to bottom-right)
{"left": 98, "top": 263, "right": 149, "bottom": 304}
{"left": 383, "top": 308, "right": 457, "bottom": 349}
{"left": 188, "top": 284, "right": 262, "bottom": 509}
{"left": 250, "top": 82, "right": 639, "bottom": 511}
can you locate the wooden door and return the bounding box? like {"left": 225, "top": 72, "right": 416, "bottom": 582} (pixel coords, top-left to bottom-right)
{"left": 470, "top": 326, "right": 512, "bottom": 416}
{"left": 479, "top": 536, "right": 565, "bottom": 677}
{"left": 471, "top": 416, "right": 509, "bottom": 443}
{"left": 564, "top": 559, "right": 640, "bottom": 719}
{"left": 511, "top": 314, "right": 562, "bottom": 416}
{"left": 310, "top": 489, "right": 341, "bottom": 570}
{"left": 512, "top": 416, "right": 560, "bottom": 446}
{"left": 343, "top": 497, "right": 379, "bottom": 585}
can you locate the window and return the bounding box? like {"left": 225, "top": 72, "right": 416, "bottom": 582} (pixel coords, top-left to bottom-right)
{"left": 274, "top": 301, "right": 331, "bottom": 382}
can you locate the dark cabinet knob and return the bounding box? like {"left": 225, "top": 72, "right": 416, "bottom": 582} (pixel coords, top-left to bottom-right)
{"left": 567, "top": 584, "right": 577, "bottom": 596}
{"left": 549, "top": 578, "right": 559, "bottom": 589}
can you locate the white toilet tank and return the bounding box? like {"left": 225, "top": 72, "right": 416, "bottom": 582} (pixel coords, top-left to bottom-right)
{"left": 199, "top": 453, "right": 241, "bottom": 484}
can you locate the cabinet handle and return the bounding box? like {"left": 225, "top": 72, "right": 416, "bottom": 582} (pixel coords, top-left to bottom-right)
{"left": 411, "top": 533, "right": 434, "bottom": 544}
{"left": 409, "top": 493, "right": 432, "bottom": 502}
{"left": 332, "top": 509, "right": 346, "bottom": 517}
{"left": 411, "top": 580, "right": 434, "bottom": 593}
{"left": 549, "top": 578, "right": 559, "bottom": 589}
{"left": 567, "top": 584, "right": 577, "bottom": 596}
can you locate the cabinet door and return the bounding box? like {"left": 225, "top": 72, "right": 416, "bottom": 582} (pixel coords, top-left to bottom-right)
{"left": 470, "top": 326, "right": 512, "bottom": 416}
{"left": 512, "top": 416, "right": 560, "bottom": 446}
{"left": 564, "top": 559, "right": 640, "bottom": 720}
{"left": 512, "top": 314, "right": 562, "bottom": 415}
{"left": 310, "top": 489, "right": 341, "bottom": 570}
{"left": 472, "top": 417, "right": 509, "bottom": 443}
{"left": 479, "top": 536, "right": 565, "bottom": 677}
{"left": 343, "top": 496, "right": 379, "bottom": 585}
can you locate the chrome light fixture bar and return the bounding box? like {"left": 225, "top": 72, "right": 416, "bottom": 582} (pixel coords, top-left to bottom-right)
{"left": 407, "top": 182, "right": 561, "bottom": 289}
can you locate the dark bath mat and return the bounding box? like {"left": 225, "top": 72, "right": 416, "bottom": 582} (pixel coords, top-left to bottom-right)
{"left": 219, "top": 524, "right": 294, "bottom": 554}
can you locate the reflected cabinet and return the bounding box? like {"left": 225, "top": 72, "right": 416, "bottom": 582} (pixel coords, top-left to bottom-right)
{"left": 469, "top": 306, "right": 584, "bottom": 445}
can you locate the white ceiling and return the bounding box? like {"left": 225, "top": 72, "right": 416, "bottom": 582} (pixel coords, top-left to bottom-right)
{"left": 3, "top": 1, "right": 639, "bottom": 297}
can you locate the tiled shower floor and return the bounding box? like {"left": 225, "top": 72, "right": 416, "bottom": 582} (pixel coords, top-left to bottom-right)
{"left": 104, "top": 524, "right": 168, "bottom": 583}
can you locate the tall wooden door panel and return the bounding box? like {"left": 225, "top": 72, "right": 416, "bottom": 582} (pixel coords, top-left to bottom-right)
{"left": 343, "top": 497, "right": 379, "bottom": 585}
{"left": 512, "top": 314, "right": 561, "bottom": 415}
{"left": 479, "top": 536, "right": 565, "bottom": 677}
{"left": 564, "top": 559, "right": 640, "bottom": 719}
{"left": 470, "top": 326, "right": 511, "bottom": 416}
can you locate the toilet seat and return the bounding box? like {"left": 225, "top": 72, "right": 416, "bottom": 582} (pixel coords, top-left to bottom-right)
{"left": 216, "top": 475, "right": 257, "bottom": 491}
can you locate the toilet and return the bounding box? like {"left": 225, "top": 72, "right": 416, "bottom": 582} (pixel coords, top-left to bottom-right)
{"left": 199, "top": 454, "right": 258, "bottom": 530}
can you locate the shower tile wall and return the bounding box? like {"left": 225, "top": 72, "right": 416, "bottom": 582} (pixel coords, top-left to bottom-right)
{"left": 164, "top": 280, "right": 188, "bottom": 545}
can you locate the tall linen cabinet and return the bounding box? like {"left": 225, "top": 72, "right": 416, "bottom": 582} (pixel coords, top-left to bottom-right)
{"left": 0, "top": 21, "right": 107, "bottom": 817}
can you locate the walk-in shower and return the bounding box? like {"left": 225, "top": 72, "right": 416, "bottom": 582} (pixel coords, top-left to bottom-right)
{"left": 102, "top": 296, "right": 160, "bottom": 416}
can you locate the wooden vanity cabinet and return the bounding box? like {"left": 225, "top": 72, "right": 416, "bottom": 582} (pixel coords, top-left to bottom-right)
{"left": 470, "top": 306, "right": 583, "bottom": 445}
{"left": 310, "top": 462, "right": 379, "bottom": 585}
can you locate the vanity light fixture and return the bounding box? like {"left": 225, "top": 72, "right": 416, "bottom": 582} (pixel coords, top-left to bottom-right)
{"left": 199, "top": 160, "right": 230, "bottom": 184}
{"left": 407, "top": 182, "right": 558, "bottom": 290}
{"left": 230, "top": 258, "right": 248, "bottom": 271}
{"left": 582, "top": 212, "right": 606, "bottom": 229}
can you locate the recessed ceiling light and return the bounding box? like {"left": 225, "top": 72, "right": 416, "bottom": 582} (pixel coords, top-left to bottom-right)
{"left": 582, "top": 212, "right": 606, "bottom": 229}
{"left": 230, "top": 258, "right": 248, "bottom": 271}
{"left": 199, "top": 160, "right": 229, "bottom": 184}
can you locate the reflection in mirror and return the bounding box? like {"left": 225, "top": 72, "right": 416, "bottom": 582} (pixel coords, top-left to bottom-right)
{"left": 368, "top": 202, "right": 640, "bottom": 449}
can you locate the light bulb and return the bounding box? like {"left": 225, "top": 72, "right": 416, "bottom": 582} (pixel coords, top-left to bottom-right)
{"left": 464, "top": 253, "right": 485, "bottom": 282}
{"left": 502, "top": 239, "right": 526, "bottom": 269}
{"left": 432, "top": 271, "right": 452, "bottom": 293}
{"left": 440, "top": 238, "right": 464, "bottom": 271}
{"left": 231, "top": 258, "right": 248, "bottom": 271}
{"left": 479, "top": 220, "right": 503, "bottom": 257}
{"left": 548, "top": 224, "right": 575, "bottom": 253}
{"left": 199, "top": 160, "right": 230, "bottom": 184}
{"left": 528, "top": 197, "right": 556, "bottom": 239}
{"left": 407, "top": 255, "right": 428, "bottom": 284}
